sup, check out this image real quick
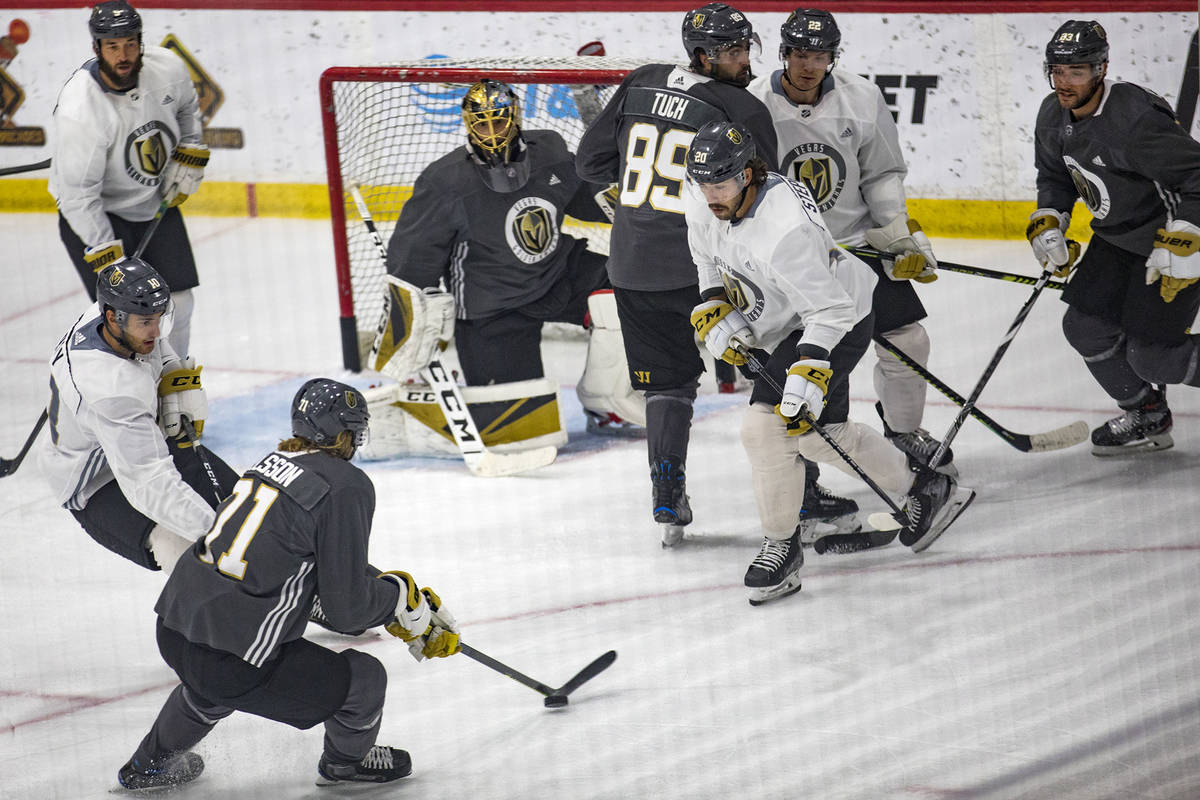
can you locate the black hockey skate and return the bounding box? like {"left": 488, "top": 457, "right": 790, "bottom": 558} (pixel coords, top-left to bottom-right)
{"left": 900, "top": 467, "right": 976, "bottom": 552}
{"left": 118, "top": 751, "right": 204, "bottom": 791}
{"left": 651, "top": 458, "right": 692, "bottom": 547}
{"left": 745, "top": 530, "right": 804, "bottom": 606}
{"left": 316, "top": 746, "right": 413, "bottom": 785}
{"left": 877, "top": 402, "right": 957, "bottom": 477}
{"left": 799, "top": 480, "right": 894, "bottom": 553}
{"left": 1091, "top": 390, "right": 1173, "bottom": 455}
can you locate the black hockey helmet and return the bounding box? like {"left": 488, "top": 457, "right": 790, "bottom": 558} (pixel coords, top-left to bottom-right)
{"left": 291, "top": 378, "right": 370, "bottom": 449}
{"left": 89, "top": 0, "right": 142, "bottom": 41}
{"left": 462, "top": 79, "right": 521, "bottom": 166}
{"left": 1045, "top": 20, "right": 1108, "bottom": 66}
{"left": 686, "top": 120, "right": 757, "bottom": 184}
{"left": 779, "top": 8, "right": 841, "bottom": 60}
{"left": 682, "top": 3, "right": 760, "bottom": 61}
{"left": 96, "top": 257, "right": 170, "bottom": 321}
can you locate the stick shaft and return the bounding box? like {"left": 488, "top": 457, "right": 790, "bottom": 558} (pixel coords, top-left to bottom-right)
{"left": 0, "top": 410, "right": 49, "bottom": 478}
{"left": 459, "top": 642, "right": 555, "bottom": 696}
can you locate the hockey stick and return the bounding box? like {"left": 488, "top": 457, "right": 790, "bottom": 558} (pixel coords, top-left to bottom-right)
{"left": 872, "top": 334, "right": 1088, "bottom": 453}
{"left": 180, "top": 419, "right": 225, "bottom": 505}
{"left": 459, "top": 642, "right": 617, "bottom": 709}
{"left": 926, "top": 269, "right": 1058, "bottom": 472}
{"left": 0, "top": 157, "right": 51, "bottom": 177}
{"left": 0, "top": 409, "right": 48, "bottom": 478}
{"left": 571, "top": 41, "right": 607, "bottom": 126}
{"left": 738, "top": 347, "right": 909, "bottom": 534}
{"left": 845, "top": 246, "right": 1067, "bottom": 291}
{"left": 133, "top": 196, "right": 172, "bottom": 260}
{"left": 348, "top": 185, "right": 556, "bottom": 478}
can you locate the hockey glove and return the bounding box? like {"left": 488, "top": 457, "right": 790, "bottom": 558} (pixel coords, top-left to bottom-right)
{"left": 381, "top": 571, "right": 433, "bottom": 652}
{"left": 594, "top": 183, "right": 619, "bottom": 223}
{"left": 158, "top": 357, "right": 207, "bottom": 441}
{"left": 159, "top": 143, "right": 209, "bottom": 208}
{"left": 1146, "top": 220, "right": 1200, "bottom": 303}
{"left": 776, "top": 359, "right": 832, "bottom": 435}
{"left": 865, "top": 214, "right": 938, "bottom": 283}
{"left": 409, "top": 587, "right": 460, "bottom": 661}
{"left": 690, "top": 299, "right": 750, "bottom": 365}
{"left": 84, "top": 240, "right": 125, "bottom": 273}
{"left": 1026, "top": 208, "right": 1081, "bottom": 278}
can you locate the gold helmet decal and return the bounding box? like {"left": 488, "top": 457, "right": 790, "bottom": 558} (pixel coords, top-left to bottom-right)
{"left": 345, "top": 390, "right": 359, "bottom": 409}
{"left": 109, "top": 267, "right": 126, "bottom": 287}
{"left": 692, "top": 13, "right": 706, "bottom": 28}
{"left": 725, "top": 127, "right": 743, "bottom": 145}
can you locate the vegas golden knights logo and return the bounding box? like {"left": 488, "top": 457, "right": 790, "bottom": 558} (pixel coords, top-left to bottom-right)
{"left": 345, "top": 391, "right": 358, "bottom": 408}
{"left": 691, "top": 13, "right": 706, "bottom": 28}
{"left": 514, "top": 206, "right": 552, "bottom": 253}
{"left": 505, "top": 196, "right": 559, "bottom": 263}
{"left": 1068, "top": 166, "right": 1101, "bottom": 211}
{"left": 722, "top": 274, "right": 748, "bottom": 312}
{"left": 138, "top": 133, "right": 168, "bottom": 176}
{"left": 109, "top": 268, "right": 125, "bottom": 286}
{"left": 797, "top": 157, "right": 832, "bottom": 204}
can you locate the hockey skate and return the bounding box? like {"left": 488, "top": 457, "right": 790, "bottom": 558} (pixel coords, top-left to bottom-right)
{"left": 316, "top": 746, "right": 412, "bottom": 785}
{"left": 1091, "top": 391, "right": 1173, "bottom": 455}
{"left": 876, "top": 402, "right": 958, "bottom": 477}
{"left": 651, "top": 459, "right": 692, "bottom": 547}
{"left": 798, "top": 480, "right": 893, "bottom": 553}
{"left": 117, "top": 751, "right": 204, "bottom": 791}
{"left": 585, "top": 409, "right": 645, "bottom": 439}
{"left": 744, "top": 529, "right": 804, "bottom": 606}
{"left": 900, "top": 468, "right": 976, "bottom": 553}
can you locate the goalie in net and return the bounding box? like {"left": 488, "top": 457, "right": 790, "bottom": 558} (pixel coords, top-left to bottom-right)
{"left": 360, "top": 78, "right": 645, "bottom": 460}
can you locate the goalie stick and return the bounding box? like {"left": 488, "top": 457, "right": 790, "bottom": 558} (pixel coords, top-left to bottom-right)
{"left": 873, "top": 334, "right": 1088, "bottom": 453}
{"left": 845, "top": 245, "right": 1068, "bottom": 291}
{"left": 459, "top": 642, "right": 617, "bottom": 709}
{"left": 0, "top": 409, "right": 48, "bottom": 478}
{"left": 348, "top": 185, "right": 556, "bottom": 478}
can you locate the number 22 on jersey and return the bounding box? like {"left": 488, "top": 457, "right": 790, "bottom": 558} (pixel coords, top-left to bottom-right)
{"left": 198, "top": 478, "right": 279, "bottom": 579}
{"left": 620, "top": 122, "right": 693, "bottom": 214}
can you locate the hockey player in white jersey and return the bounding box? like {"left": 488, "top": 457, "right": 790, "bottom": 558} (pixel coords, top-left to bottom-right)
{"left": 747, "top": 9, "right": 954, "bottom": 489}
{"left": 684, "top": 122, "right": 974, "bottom": 604}
{"left": 38, "top": 258, "right": 237, "bottom": 573}
{"left": 49, "top": 0, "right": 209, "bottom": 356}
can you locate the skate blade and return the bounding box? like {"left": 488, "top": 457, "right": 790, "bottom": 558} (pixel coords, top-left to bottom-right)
{"left": 660, "top": 524, "right": 685, "bottom": 548}
{"left": 910, "top": 486, "right": 976, "bottom": 553}
{"left": 747, "top": 574, "right": 803, "bottom": 606}
{"left": 798, "top": 514, "right": 862, "bottom": 546}
{"left": 1091, "top": 434, "right": 1174, "bottom": 456}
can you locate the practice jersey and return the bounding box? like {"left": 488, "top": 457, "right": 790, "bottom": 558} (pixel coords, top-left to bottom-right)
{"left": 1035, "top": 81, "right": 1200, "bottom": 255}
{"left": 49, "top": 45, "right": 203, "bottom": 248}
{"left": 37, "top": 304, "right": 214, "bottom": 538}
{"left": 686, "top": 173, "right": 876, "bottom": 355}
{"left": 747, "top": 69, "right": 908, "bottom": 246}
{"left": 157, "top": 449, "right": 401, "bottom": 666}
{"left": 386, "top": 129, "right": 608, "bottom": 321}
{"left": 576, "top": 64, "right": 778, "bottom": 292}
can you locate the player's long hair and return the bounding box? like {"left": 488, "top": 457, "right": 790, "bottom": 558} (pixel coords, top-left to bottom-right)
{"left": 748, "top": 156, "right": 768, "bottom": 188}
{"left": 277, "top": 430, "right": 356, "bottom": 461}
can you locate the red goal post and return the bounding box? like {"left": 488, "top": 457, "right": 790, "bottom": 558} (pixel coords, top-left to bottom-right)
{"left": 319, "top": 57, "right": 650, "bottom": 371}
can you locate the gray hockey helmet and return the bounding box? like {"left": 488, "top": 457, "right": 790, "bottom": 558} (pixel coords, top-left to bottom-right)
{"left": 682, "top": 3, "right": 759, "bottom": 60}
{"left": 1045, "top": 20, "right": 1108, "bottom": 66}
{"left": 686, "top": 120, "right": 756, "bottom": 184}
{"left": 779, "top": 8, "right": 841, "bottom": 60}
{"left": 95, "top": 257, "right": 170, "bottom": 320}
{"left": 89, "top": 0, "right": 142, "bottom": 41}
{"left": 291, "top": 378, "right": 370, "bottom": 449}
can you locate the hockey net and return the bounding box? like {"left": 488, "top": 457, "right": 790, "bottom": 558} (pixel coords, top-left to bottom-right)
{"left": 320, "top": 57, "right": 650, "bottom": 370}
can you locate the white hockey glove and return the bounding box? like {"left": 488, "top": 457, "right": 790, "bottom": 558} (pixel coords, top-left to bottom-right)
{"left": 381, "top": 571, "right": 432, "bottom": 643}
{"left": 594, "top": 183, "right": 619, "bottom": 223}
{"left": 408, "top": 587, "right": 460, "bottom": 661}
{"left": 1026, "top": 208, "right": 1081, "bottom": 277}
{"left": 159, "top": 143, "right": 209, "bottom": 208}
{"left": 1146, "top": 219, "right": 1200, "bottom": 303}
{"left": 865, "top": 214, "right": 938, "bottom": 283}
{"left": 84, "top": 239, "right": 125, "bottom": 273}
{"left": 776, "top": 359, "right": 832, "bottom": 435}
{"left": 368, "top": 276, "right": 456, "bottom": 379}
{"left": 158, "top": 356, "right": 208, "bottom": 440}
{"left": 690, "top": 299, "right": 750, "bottom": 366}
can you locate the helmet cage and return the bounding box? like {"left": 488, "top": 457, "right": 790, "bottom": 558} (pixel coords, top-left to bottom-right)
{"left": 462, "top": 80, "right": 521, "bottom": 165}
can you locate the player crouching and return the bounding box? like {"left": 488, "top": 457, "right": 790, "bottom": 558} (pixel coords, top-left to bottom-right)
{"left": 683, "top": 122, "right": 975, "bottom": 605}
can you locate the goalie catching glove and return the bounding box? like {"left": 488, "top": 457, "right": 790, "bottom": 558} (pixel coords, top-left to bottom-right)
{"left": 84, "top": 240, "right": 124, "bottom": 273}
{"left": 690, "top": 298, "right": 750, "bottom": 365}
{"left": 1026, "top": 208, "right": 1081, "bottom": 278}
{"left": 865, "top": 214, "right": 938, "bottom": 282}
{"left": 380, "top": 571, "right": 460, "bottom": 661}
{"left": 159, "top": 143, "right": 209, "bottom": 208}
{"left": 367, "top": 276, "right": 455, "bottom": 380}
{"left": 1146, "top": 219, "right": 1200, "bottom": 303}
{"left": 776, "top": 359, "right": 832, "bottom": 435}
{"left": 158, "top": 356, "right": 207, "bottom": 441}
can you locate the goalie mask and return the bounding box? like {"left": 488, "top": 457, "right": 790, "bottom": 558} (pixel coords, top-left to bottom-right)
{"left": 291, "top": 378, "right": 370, "bottom": 452}
{"left": 462, "top": 79, "right": 531, "bottom": 191}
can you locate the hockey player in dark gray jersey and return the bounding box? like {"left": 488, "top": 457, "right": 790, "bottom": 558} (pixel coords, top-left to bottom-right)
{"left": 576, "top": 3, "right": 805, "bottom": 546}
{"left": 117, "top": 379, "right": 460, "bottom": 790}
{"left": 1031, "top": 20, "right": 1200, "bottom": 455}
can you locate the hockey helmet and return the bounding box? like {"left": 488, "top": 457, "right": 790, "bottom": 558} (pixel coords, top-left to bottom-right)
{"left": 682, "top": 3, "right": 761, "bottom": 61}
{"left": 686, "top": 120, "right": 757, "bottom": 185}
{"left": 462, "top": 79, "right": 521, "bottom": 166}
{"left": 779, "top": 8, "right": 841, "bottom": 60}
{"left": 1045, "top": 20, "right": 1108, "bottom": 66}
{"left": 89, "top": 0, "right": 142, "bottom": 41}
{"left": 291, "top": 378, "right": 370, "bottom": 449}
{"left": 96, "top": 257, "right": 171, "bottom": 321}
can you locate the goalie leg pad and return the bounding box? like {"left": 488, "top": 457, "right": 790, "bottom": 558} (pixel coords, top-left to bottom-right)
{"left": 368, "top": 277, "right": 455, "bottom": 380}
{"left": 741, "top": 403, "right": 806, "bottom": 535}
{"left": 795, "top": 421, "right": 913, "bottom": 496}
{"left": 873, "top": 322, "right": 929, "bottom": 434}
{"left": 577, "top": 291, "right": 647, "bottom": 427}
